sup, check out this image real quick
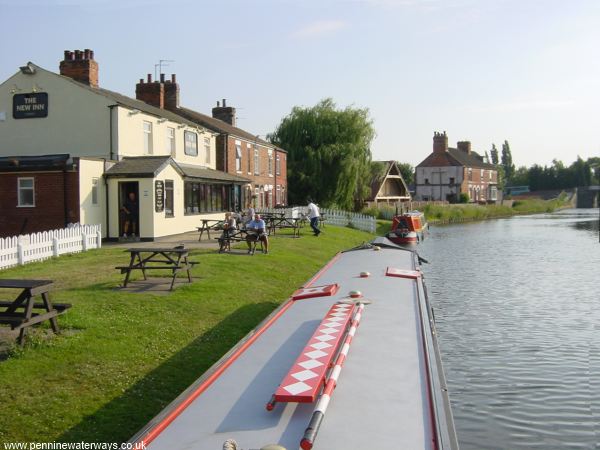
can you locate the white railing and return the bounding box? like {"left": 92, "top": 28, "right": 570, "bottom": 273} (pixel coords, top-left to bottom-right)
{"left": 257, "top": 207, "right": 376, "bottom": 233}
{"left": 0, "top": 224, "right": 102, "bottom": 270}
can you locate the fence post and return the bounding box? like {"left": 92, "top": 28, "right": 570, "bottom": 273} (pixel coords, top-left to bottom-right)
{"left": 82, "top": 232, "right": 88, "bottom": 251}
{"left": 17, "top": 242, "right": 24, "bottom": 265}
{"left": 52, "top": 237, "right": 59, "bottom": 257}
{"left": 96, "top": 229, "right": 102, "bottom": 249}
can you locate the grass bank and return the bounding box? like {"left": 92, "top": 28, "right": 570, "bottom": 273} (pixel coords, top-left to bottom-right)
{"left": 0, "top": 226, "right": 373, "bottom": 444}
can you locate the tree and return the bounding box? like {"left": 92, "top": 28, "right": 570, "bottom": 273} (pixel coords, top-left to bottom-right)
{"left": 396, "top": 162, "right": 414, "bottom": 186}
{"left": 490, "top": 144, "right": 499, "bottom": 165}
{"left": 501, "top": 140, "right": 515, "bottom": 182}
{"left": 269, "top": 98, "right": 375, "bottom": 210}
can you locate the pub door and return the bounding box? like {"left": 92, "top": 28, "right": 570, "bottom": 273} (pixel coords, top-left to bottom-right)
{"left": 118, "top": 181, "right": 139, "bottom": 236}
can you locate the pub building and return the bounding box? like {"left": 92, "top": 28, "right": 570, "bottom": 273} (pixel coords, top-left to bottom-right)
{"left": 0, "top": 49, "right": 286, "bottom": 239}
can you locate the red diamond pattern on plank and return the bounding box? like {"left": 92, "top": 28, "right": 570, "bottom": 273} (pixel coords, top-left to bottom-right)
{"left": 291, "top": 284, "right": 340, "bottom": 301}
{"left": 273, "top": 302, "right": 356, "bottom": 403}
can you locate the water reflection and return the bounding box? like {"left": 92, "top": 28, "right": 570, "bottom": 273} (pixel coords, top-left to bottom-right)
{"left": 419, "top": 209, "right": 600, "bottom": 450}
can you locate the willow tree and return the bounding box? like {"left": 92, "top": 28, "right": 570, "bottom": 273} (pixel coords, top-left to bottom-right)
{"left": 269, "top": 98, "right": 375, "bottom": 210}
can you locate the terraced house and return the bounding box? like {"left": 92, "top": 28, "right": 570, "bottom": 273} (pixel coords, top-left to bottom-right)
{"left": 0, "top": 49, "right": 287, "bottom": 239}
{"left": 415, "top": 131, "right": 498, "bottom": 203}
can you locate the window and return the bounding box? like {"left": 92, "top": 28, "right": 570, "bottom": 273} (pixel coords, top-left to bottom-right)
{"left": 268, "top": 149, "right": 273, "bottom": 176}
{"left": 235, "top": 143, "right": 242, "bottom": 172}
{"left": 489, "top": 170, "right": 493, "bottom": 181}
{"left": 276, "top": 154, "right": 281, "bottom": 175}
{"left": 254, "top": 146, "right": 260, "bottom": 175}
{"left": 480, "top": 169, "right": 484, "bottom": 179}
{"left": 184, "top": 182, "right": 229, "bottom": 214}
{"left": 449, "top": 177, "right": 455, "bottom": 185}
{"left": 18, "top": 177, "right": 34, "bottom": 207}
{"left": 276, "top": 185, "right": 281, "bottom": 205}
{"left": 468, "top": 168, "right": 473, "bottom": 181}
{"left": 184, "top": 131, "right": 198, "bottom": 156}
{"left": 143, "top": 121, "right": 153, "bottom": 154}
{"left": 247, "top": 145, "right": 252, "bottom": 173}
{"left": 166, "top": 127, "right": 175, "bottom": 155}
{"left": 204, "top": 137, "right": 211, "bottom": 164}
{"left": 165, "top": 180, "right": 174, "bottom": 217}
{"left": 91, "top": 178, "right": 99, "bottom": 205}
{"left": 424, "top": 178, "right": 429, "bottom": 185}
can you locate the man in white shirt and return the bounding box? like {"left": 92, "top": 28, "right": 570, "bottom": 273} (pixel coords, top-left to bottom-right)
{"left": 307, "top": 199, "right": 321, "bottom": 236}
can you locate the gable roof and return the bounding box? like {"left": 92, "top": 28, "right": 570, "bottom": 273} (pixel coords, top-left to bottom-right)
{"left": 104, "top": 156, "right": 180, "bottom": 178}
{"left": 417, "top": 148, "right": 496, "bottom": 170}
{"left": 368, "top": 160, "right": 411, "bottom": 201}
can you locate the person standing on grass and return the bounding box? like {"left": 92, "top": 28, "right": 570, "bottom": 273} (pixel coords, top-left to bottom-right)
{"left": 307, "top": 198, "right": 321, "bottom": 236}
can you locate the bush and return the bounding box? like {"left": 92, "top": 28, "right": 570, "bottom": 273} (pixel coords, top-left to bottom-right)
{"left": 458, "top": 193, "right": 469, "bottom": 203}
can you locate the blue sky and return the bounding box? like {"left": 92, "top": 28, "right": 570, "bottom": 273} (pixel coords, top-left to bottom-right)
{"left": 1, "top": 0, "right": 598, "bottom": 167}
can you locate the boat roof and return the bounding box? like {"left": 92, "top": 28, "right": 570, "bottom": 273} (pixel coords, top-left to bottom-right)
{"left": 131, "top": 239, "right": 457, "bottom": 450}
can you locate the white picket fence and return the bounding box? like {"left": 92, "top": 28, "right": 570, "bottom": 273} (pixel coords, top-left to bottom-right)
{"left": 257, "top": 207, "right": 376, "bottom": 233}
{"left": 0, "top": 224, "right": 102, "bottom": 270}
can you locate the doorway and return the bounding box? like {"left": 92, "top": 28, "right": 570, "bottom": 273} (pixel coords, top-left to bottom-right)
{"left": 118, "top": 181, "right": 139, "bottom": 236}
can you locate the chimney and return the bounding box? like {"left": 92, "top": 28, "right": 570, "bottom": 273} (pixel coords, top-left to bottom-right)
{"left": 212, "top": 98, "right": 236, "bottom": 126}
{"left": 59, "top": 48, "right": 99, "bottom": 88}
{"left": 433, "top": 131, "right": 448, "bottom": 154}
{"left": 457, "top": 141, "right": 471, "bottom": 154}
{"left": 164, "top": 74, "right": 179, "bottom": 111}
{"left": 135, "top": 74, "right": 164, "bottom": 109}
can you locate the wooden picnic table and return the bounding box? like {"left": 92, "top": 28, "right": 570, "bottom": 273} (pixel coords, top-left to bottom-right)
{"left": 0, "top": 279, "right": 71, "bottom": 346}
{"left": 265, "top": 216, "right": 301, "bottom": 237}
{"left": 197, "top": 219, "right": 225, "bottom": 241}
{"left": 115, "top": 247, "right": 198, "bottom": 291}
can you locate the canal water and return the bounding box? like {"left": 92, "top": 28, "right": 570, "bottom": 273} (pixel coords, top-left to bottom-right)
{"left": 418, "top": 209, "right": 600, "bottom": 450}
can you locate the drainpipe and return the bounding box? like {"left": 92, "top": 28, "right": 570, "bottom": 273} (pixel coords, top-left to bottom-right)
{"left": 104, "top": 172, "right": 110, "bottom": 240}
{"left": 108, "top": 104, "right": 118, "bottom": 160}
{"left": 63, "top": 167, "right": 70, "bottom": 227}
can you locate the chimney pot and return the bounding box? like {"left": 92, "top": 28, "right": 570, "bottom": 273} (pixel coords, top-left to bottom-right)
{"left": 147, "top": 74, "right": 152, "bottom": 83}
{"left": 217, "top": 101, "right": 220, "bottom": 107}
{"left": 160, "top": 73, "right": 165, "bottom": 83}
{"left": 171, "top": 74, "right": 176, "bottom": 83}
{"left": 84, "top": 49, "right": 90, "bottom": 59}
{"left": 63, "top": 50, "right": 70, "bottom": 60}
{"left": 139, "top": 78, "right": 143, "bottom": 84}
{"left": 222, "top": 98, "right": 226, "bottom": 107}
{"left": 59, "top": 48, "right": 99, "bottom": 88}
{"left": 90, "top": 50, "right": 94, "bottom": 60}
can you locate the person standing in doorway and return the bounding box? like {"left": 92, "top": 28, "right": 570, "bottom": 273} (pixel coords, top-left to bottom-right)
{"left": 307, "top": 198, "right": 321, "bottom": 236}
{"left": 122, "top": 192, "right": 139, "bottom": 238}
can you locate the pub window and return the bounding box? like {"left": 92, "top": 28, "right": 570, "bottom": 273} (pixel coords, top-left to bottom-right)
{"left": 166, "top": 127, "right": 175, "bottom": 155}
{"left": 235, "top": 143, "right": 242, "bottom": 172}
{"left": 184, "top": 131, "right": 198, "bottom": 156}
{"left": 247, "top": 145, "right": 252, "bottom": 173}
{"left": 91, "top": 178, "right": 99, "bottom": 205}
{"left": 254, "top": 147, "right": 260, "bottom": 175}
{"left": 204, "top": 137, "right": 211, "bottom": 164}
{"left": 143, "top": 121, "right": 153, "bottom": 155}
{"left": 276, "top": 154, "right": 281, "bottom": 175}
{"left": 18, "top": 177, "right": 35, "bottom": 207}
{"left": 184, "top": 181, "right": 229, "bottom": 214}
{"left": 165, "top": 180, "right": 174, "bottom": 217}
{"left": 268, "top": 149, "right": 273, "bottom": 176}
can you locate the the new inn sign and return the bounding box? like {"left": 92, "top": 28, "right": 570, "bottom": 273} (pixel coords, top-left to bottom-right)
{"left": 13, "top": 93, "right": 48, "bottom": 119}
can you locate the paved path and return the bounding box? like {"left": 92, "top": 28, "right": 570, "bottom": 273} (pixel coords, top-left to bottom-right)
{"left": 104, "top": 231, "right": 220, "bottom": 250}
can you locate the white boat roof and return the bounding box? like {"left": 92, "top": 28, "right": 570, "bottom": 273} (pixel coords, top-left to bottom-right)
{"left": 131, "top": 238, "right": 458, "bottom": 450}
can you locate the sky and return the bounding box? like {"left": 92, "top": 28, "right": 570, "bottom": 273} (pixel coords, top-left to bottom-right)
{"left": 1, "top": 0, "right": 599, "bottom": 167}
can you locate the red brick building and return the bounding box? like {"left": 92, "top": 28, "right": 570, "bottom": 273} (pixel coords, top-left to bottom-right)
{"left": 135, "top": 76, "right": 288, "bottom": 211}
{"left": 415, "top": 131, "right": 498, "bottom": 203}
{"left": 0, "top": 155, "right": 79, "bottom": 236}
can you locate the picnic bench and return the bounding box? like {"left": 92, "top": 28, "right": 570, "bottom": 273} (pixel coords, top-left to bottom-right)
{"left": 0, "top": 279, "right": 71, "bottom": 346}
{"left": 115, "top": 247, "right": 198, "bottom": 291}
{"left": 266, "top": 216, "right": 301, "bottom": 237}
{"left": 197, "top": 219, "right": 225, "bottom": 241}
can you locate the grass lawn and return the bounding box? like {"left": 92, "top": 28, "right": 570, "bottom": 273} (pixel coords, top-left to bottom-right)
{"left": 0, "top": 226, "right": 373, "bottom": 444}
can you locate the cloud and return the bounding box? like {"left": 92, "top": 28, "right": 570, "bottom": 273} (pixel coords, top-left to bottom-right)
{"left": 291, "top": 20, "right": 348, "bottom": 39}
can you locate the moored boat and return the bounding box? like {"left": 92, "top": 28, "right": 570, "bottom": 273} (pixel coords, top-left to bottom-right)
{"left": 130, "top": 237, "right": 457, "bottom": 450}
{"left": 386, "top": 210, "right": 428, "bottom": 245}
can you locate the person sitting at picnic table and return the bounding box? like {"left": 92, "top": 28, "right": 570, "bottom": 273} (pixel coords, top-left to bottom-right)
{"left": 245, "top": 214, "right": 269, "bottom": 255}
{"left": 218, "top": 212, "right": 238, "bottom": 252}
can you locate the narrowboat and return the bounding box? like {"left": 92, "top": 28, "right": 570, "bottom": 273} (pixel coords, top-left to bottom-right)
{"left": 386, "top": 211, "right": 428, "bottom": 245}
{"left": 130, "top": 237, "right": 458, "bottom": 450}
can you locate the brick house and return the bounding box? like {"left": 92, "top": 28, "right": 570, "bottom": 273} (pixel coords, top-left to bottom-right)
{"left": 415, "top": 132, "right": 498, "bottom": 203}
{"left": 133, "top": 74, "right": 288, "bottom": 211}
{"left": 0, "top": 49, "right": 250, "bottom": 239}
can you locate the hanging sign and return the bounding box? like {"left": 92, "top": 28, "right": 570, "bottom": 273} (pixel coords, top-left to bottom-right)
{"left": 13, "top": 93, "right": 48, "bottom": 119}
{"left": 155, "top": 180, "right": 164, "bottom": 212}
